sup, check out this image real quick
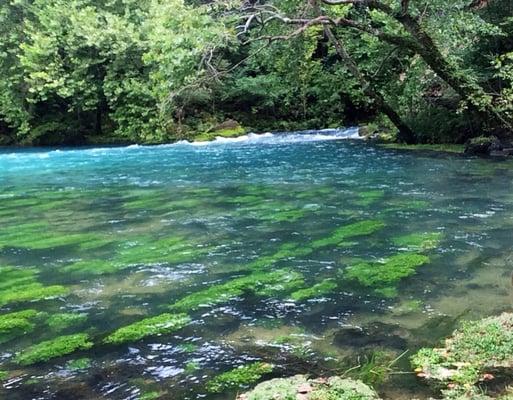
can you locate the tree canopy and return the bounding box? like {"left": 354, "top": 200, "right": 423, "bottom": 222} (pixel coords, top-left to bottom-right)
{"left": 0, "top": 0, "right": 512, "bottom": 145}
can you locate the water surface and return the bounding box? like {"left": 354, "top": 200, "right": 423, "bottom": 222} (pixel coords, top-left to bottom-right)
{"left": 1, "top": 129, "right": 513, "bottom": 399}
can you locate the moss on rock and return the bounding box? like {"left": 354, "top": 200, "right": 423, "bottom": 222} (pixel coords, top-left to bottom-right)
{"left": 16, "top": 333, "right": 93, "bottom": 365}
{"left": 104, "top": 313, "right": 191, "bottom": 345}
{"left": 237, "top": 375, "right": 380, "bottom": 400}
{"left": 412, "top": 313, "right": 513, "bottom": 392}
{"left": 206, "top": 362, "right": 273, "bottom": 393}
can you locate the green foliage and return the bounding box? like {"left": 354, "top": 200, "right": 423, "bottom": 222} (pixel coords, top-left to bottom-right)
{"left": 16, "top": 333, "right": 93, "bottom": 365}
{"left": 104, "top": 313, "right": 191, "bottom": 345}
{"left": 47, "top": 313, "right": 87, "bottom": 331}
{"left": 206, "top": 362, "right": 273, "bottom": 393}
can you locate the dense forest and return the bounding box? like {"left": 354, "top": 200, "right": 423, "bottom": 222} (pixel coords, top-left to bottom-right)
{"left": 1, "top": 0, "right": 513, "bottom": 145}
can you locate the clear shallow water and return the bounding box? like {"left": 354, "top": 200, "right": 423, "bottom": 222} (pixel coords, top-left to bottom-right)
{"left": 1, "top": 129, "right": 513, "bottom": 399}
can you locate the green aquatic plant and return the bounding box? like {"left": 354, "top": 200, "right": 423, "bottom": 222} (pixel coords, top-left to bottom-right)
{"left": 47, "top": 313, "right": 87, "bottom": 331}
{"left": 255, "top": 271, "right": 305, "bottom": 297}
{"left": 0, "top": 371, "right": 8, "bottom": 380}
{"left": 184, "top": 361, "right": 200, "bottom": 374}
{"left": 354, "top": 190, "right": 385, "bottom": 207}
{"left": 412, "top": 313, "right": 513, "bottom": 391}
{"left": 0, "top": 283, "right": 69, "bottom": 306}
{"left": 140, "top": 391, "right": 161, "bottom": 400}
{"left": 170, "top": 270, "right": 297, "bottom": 311}
{"left": 16, "top": 333, "right": 93, "bottom": 365}
{"left": 66, "top": 357, "right": 91, "bottom": 370}
{"left": 0, "top": 309, "right": 39, "bottom": 343}
{"left": 177, "top": 343, "right": 198, "bottom": 353}
{"left": 61, "top": 259, "right": 127, "bottom": 277}
{"left": 392, "top": 232, "right": 442, "bottom": 251}
{"left": 206, "top": 362, "right": 273, "bottom": 393}
{"left": 247, "top": 243, "right": 314, "bottom": 270}
{"left": 4, "top": 230, "right": 110, "bottom": 251}
{"left": 289, "top": 279, "right": 338, "bottom": 301}
{"left": 117, "top": 236, "right": 209, "bottom": 266}
{"left": 343, "top": 253, "right": 429, "bottom": 297}
{"left": 311, "top": 220, "right": 385, "bottom": 249}
{"left": 0, "top": 266, "right": 39, "bottom": 291}
{"left": 104, "top": 313, "right": 191, "bottom": 345}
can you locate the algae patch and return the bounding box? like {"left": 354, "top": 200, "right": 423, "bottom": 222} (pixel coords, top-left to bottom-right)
{"left": 343, "top": 253, "right": 429, "bottom": 297}
{"left": 289, "top": 278, "right": 338, "bottom": 301}
{"left": 206, "top": 361, "right": 273, "bottom": 393}
{"left": 16, "top": 333, "right": 93, "bottom": 365}
{"left": 104, "top": 313, "right": 191, "bottom": 344}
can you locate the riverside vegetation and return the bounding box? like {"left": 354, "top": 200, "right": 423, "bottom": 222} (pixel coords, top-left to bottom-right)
{"left": 1, "top": 0, "right": 513, "bottom": 146}
{"left": 2, "top": 138, "right": 513, "bottom": 399}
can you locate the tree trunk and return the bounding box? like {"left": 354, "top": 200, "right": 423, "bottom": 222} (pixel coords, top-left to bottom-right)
{"left": 377, "top": 3, "right": 512, "bottom": 131}
{"left": 323, "top": 25, "right": 416, "bottom": 143}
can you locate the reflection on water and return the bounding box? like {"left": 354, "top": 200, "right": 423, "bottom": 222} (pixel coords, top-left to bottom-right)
{"left": 0, "top": 131, "right": 512, "bottom": 399}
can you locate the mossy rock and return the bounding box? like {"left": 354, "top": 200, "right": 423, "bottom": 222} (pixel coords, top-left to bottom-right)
{"left": 237, "top": 375, "right": 381, "bottom": 400}
{"left": 412, "top": 313, "right": 513, "bottom": 392}
{"left": 194, "top": 121, "right": 246, "bottom": 142}
{"left": 104, "top": 313, "right": 191, "bottom": 345}
{"left": 16, "top": 333, "right": 93, "bottom": 365}
{"left": 206, "top": 362, "right": 273, "bottom": 393}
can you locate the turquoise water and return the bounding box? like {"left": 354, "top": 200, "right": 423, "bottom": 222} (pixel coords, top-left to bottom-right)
{"left": 1, "top": 130, "right": 513, "bottom": 399}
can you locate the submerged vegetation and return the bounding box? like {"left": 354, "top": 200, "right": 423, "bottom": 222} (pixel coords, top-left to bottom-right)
{"left": 104, "top": 313, "right": 191, "bottom": 345}
{"left": 206, "top": 362, "right": 273, "bottom": 393}
{"left": 15, "top": 333, "right": 93, "bottom": 366}
{"left": 343, "top": 253, "right": 430, "bottom": 297}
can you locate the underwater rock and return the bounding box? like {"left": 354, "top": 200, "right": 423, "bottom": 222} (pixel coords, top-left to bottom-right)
{"left": 464, "top": 136, "right": 503, "bottom": 156}
{"left": 333, "top": 322, "right": 408, "bottom": 351}
{"left": 236, "top": 375, "right": 381, "bottom": 400}
{"left": 412, "top": 313, "right": 513, "bottom": 395}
